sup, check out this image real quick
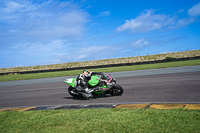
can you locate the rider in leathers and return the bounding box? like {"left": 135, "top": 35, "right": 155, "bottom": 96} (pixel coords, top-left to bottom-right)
{"left": 75, "top": 70, "right": 104, "bottom": 99}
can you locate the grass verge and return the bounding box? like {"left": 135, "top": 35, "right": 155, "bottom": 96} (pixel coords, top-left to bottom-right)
{"left": 0, "top": 59, "right": 200, "bottom": 82}
{"left": 0, "top": 108, "right": 200, "bottom": 133}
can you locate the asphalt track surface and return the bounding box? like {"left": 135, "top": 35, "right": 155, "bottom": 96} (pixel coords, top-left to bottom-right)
{"left": 0, "top": 65, "right": 200, "bottom": 109}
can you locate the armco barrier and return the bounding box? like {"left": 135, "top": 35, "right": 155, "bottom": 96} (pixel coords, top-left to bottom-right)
{"left": 1, "top": 56, "right": 200, "bottom": 75}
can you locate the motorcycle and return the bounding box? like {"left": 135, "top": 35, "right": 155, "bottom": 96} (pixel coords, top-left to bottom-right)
{"left": 64, "top": 73, "right": 123, "bottom": 100}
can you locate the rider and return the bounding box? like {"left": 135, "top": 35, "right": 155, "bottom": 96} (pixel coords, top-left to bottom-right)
{"left": 75, "top": 70, "right": 104, "bottom": 100}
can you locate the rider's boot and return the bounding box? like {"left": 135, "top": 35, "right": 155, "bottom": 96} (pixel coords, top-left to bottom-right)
{"left": 83, "top": 88, "right": 93, "bottom": 100}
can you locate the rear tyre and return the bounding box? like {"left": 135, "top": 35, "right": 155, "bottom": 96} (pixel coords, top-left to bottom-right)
{"left": 68, "top": 86, "right": 82, "bottom": 98}
{"left": 110, "top": 84, "right": 124, "bottom": 96}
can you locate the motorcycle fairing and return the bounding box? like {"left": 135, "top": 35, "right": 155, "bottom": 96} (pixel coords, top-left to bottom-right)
{"left": 64, "top": 78, "right": 76, "bottom": 88}
{"left": 88, "top": 75, "right": 100, "bottom": 87}
{"left": 64, "top": 75, "right": 100, "bottom": 88}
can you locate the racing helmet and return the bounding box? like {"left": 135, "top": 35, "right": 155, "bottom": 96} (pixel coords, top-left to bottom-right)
{"left": 82, "top": 70, "right": 91, "bottom": 80}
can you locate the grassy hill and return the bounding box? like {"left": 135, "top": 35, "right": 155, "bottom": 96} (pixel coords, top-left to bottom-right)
{"left": 0, "top": 50, "right": 200, "bottom": 74}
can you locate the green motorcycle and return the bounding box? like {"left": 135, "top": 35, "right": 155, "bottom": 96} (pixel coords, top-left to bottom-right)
{"left": 64, "top": 73, "right": 123, "bottom": 99}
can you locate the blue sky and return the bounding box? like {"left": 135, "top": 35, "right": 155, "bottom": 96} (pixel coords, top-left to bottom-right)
{"left": 0, "top": 0, "right": 200, "bottom": 68}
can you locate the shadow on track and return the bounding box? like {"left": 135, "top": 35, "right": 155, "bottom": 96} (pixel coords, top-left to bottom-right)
{"left": 63, "top": 95, "right": 112, "bottom": 100}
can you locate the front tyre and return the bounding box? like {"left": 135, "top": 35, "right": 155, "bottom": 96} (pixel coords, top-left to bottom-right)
{"left": 110, "top": 84, "right": 124, "bottom": 96}
{"left": 68, "top": 86, "right": 82, "bottom": 98}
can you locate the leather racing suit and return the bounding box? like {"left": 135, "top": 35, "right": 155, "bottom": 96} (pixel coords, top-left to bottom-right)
{"left": 75, "top": 71, "right": 104, "bottom": 99}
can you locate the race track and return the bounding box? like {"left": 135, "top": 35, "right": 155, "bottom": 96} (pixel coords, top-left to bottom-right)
{"left": 0, "top": 66, "right": 200, "bottom": 108}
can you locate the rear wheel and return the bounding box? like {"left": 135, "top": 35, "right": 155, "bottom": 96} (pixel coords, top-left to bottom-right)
{"left": 110, "top": 84, "right": 123, "bottom": 96}
{"left": 68, "top": 86, "right": 82, "bottom": 98}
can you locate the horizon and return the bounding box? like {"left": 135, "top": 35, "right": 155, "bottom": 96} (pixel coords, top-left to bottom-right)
{"left": 1, "top": 49, "right": 199, "bottom": 69}
{"left": 0, "top": 0, "right": 200, "bottom": 68}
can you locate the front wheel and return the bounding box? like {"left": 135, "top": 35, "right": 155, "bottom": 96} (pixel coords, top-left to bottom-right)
{"left": 68, "top": 86, "right": 82, "bottom": 98}
{"left": 110, "top": 84, "right": 124, "bottom": 96}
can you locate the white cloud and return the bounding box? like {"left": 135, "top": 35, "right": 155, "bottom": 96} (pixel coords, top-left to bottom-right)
{"left": 188, "top": 2, "right": 200, "bottom": 17}
{"left": 1, "top": 0, "right": 38, "bottom": 15}
{"left": 56, "top": 45, "right": 110, "bottom": 62}
{"left": 117, "top": 2, "right": 200, "bottom": 33}
{"left": 0, "top": 0, "right": 90, "bottom": 66}
{"left": 0, "top": 0, "right": 89, "bottom": 43}
{"left": 5, "top": 40, "right": 72, "bottom": 65}
{"left": 2, "top": 1, "right": 25, "bottom": 13}
{"left": 116, "top": 10, "right": 175, "bottom": 33}
{"left": 99, "top": 11, "right": 111, "bottom": 16}
{"left": 132, "top": 38, "right": 149, "bottom": 47}
{"left": 23, "top": 10, "right": 88, "bottom": 41}
{"left": 176, "top": 18, "right": 195, "bottom": 28}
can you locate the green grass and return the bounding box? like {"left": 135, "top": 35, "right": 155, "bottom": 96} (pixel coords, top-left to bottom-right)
{"left": 0, "top": 108, "right": 200, "bottom": 133}
{"left": 0, "top": 59, "right": 200, "bottom": 82}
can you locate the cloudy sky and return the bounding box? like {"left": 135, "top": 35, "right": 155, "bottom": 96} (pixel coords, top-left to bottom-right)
{"left": 0, "top": 0, "right": 200, "bottom": 68}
